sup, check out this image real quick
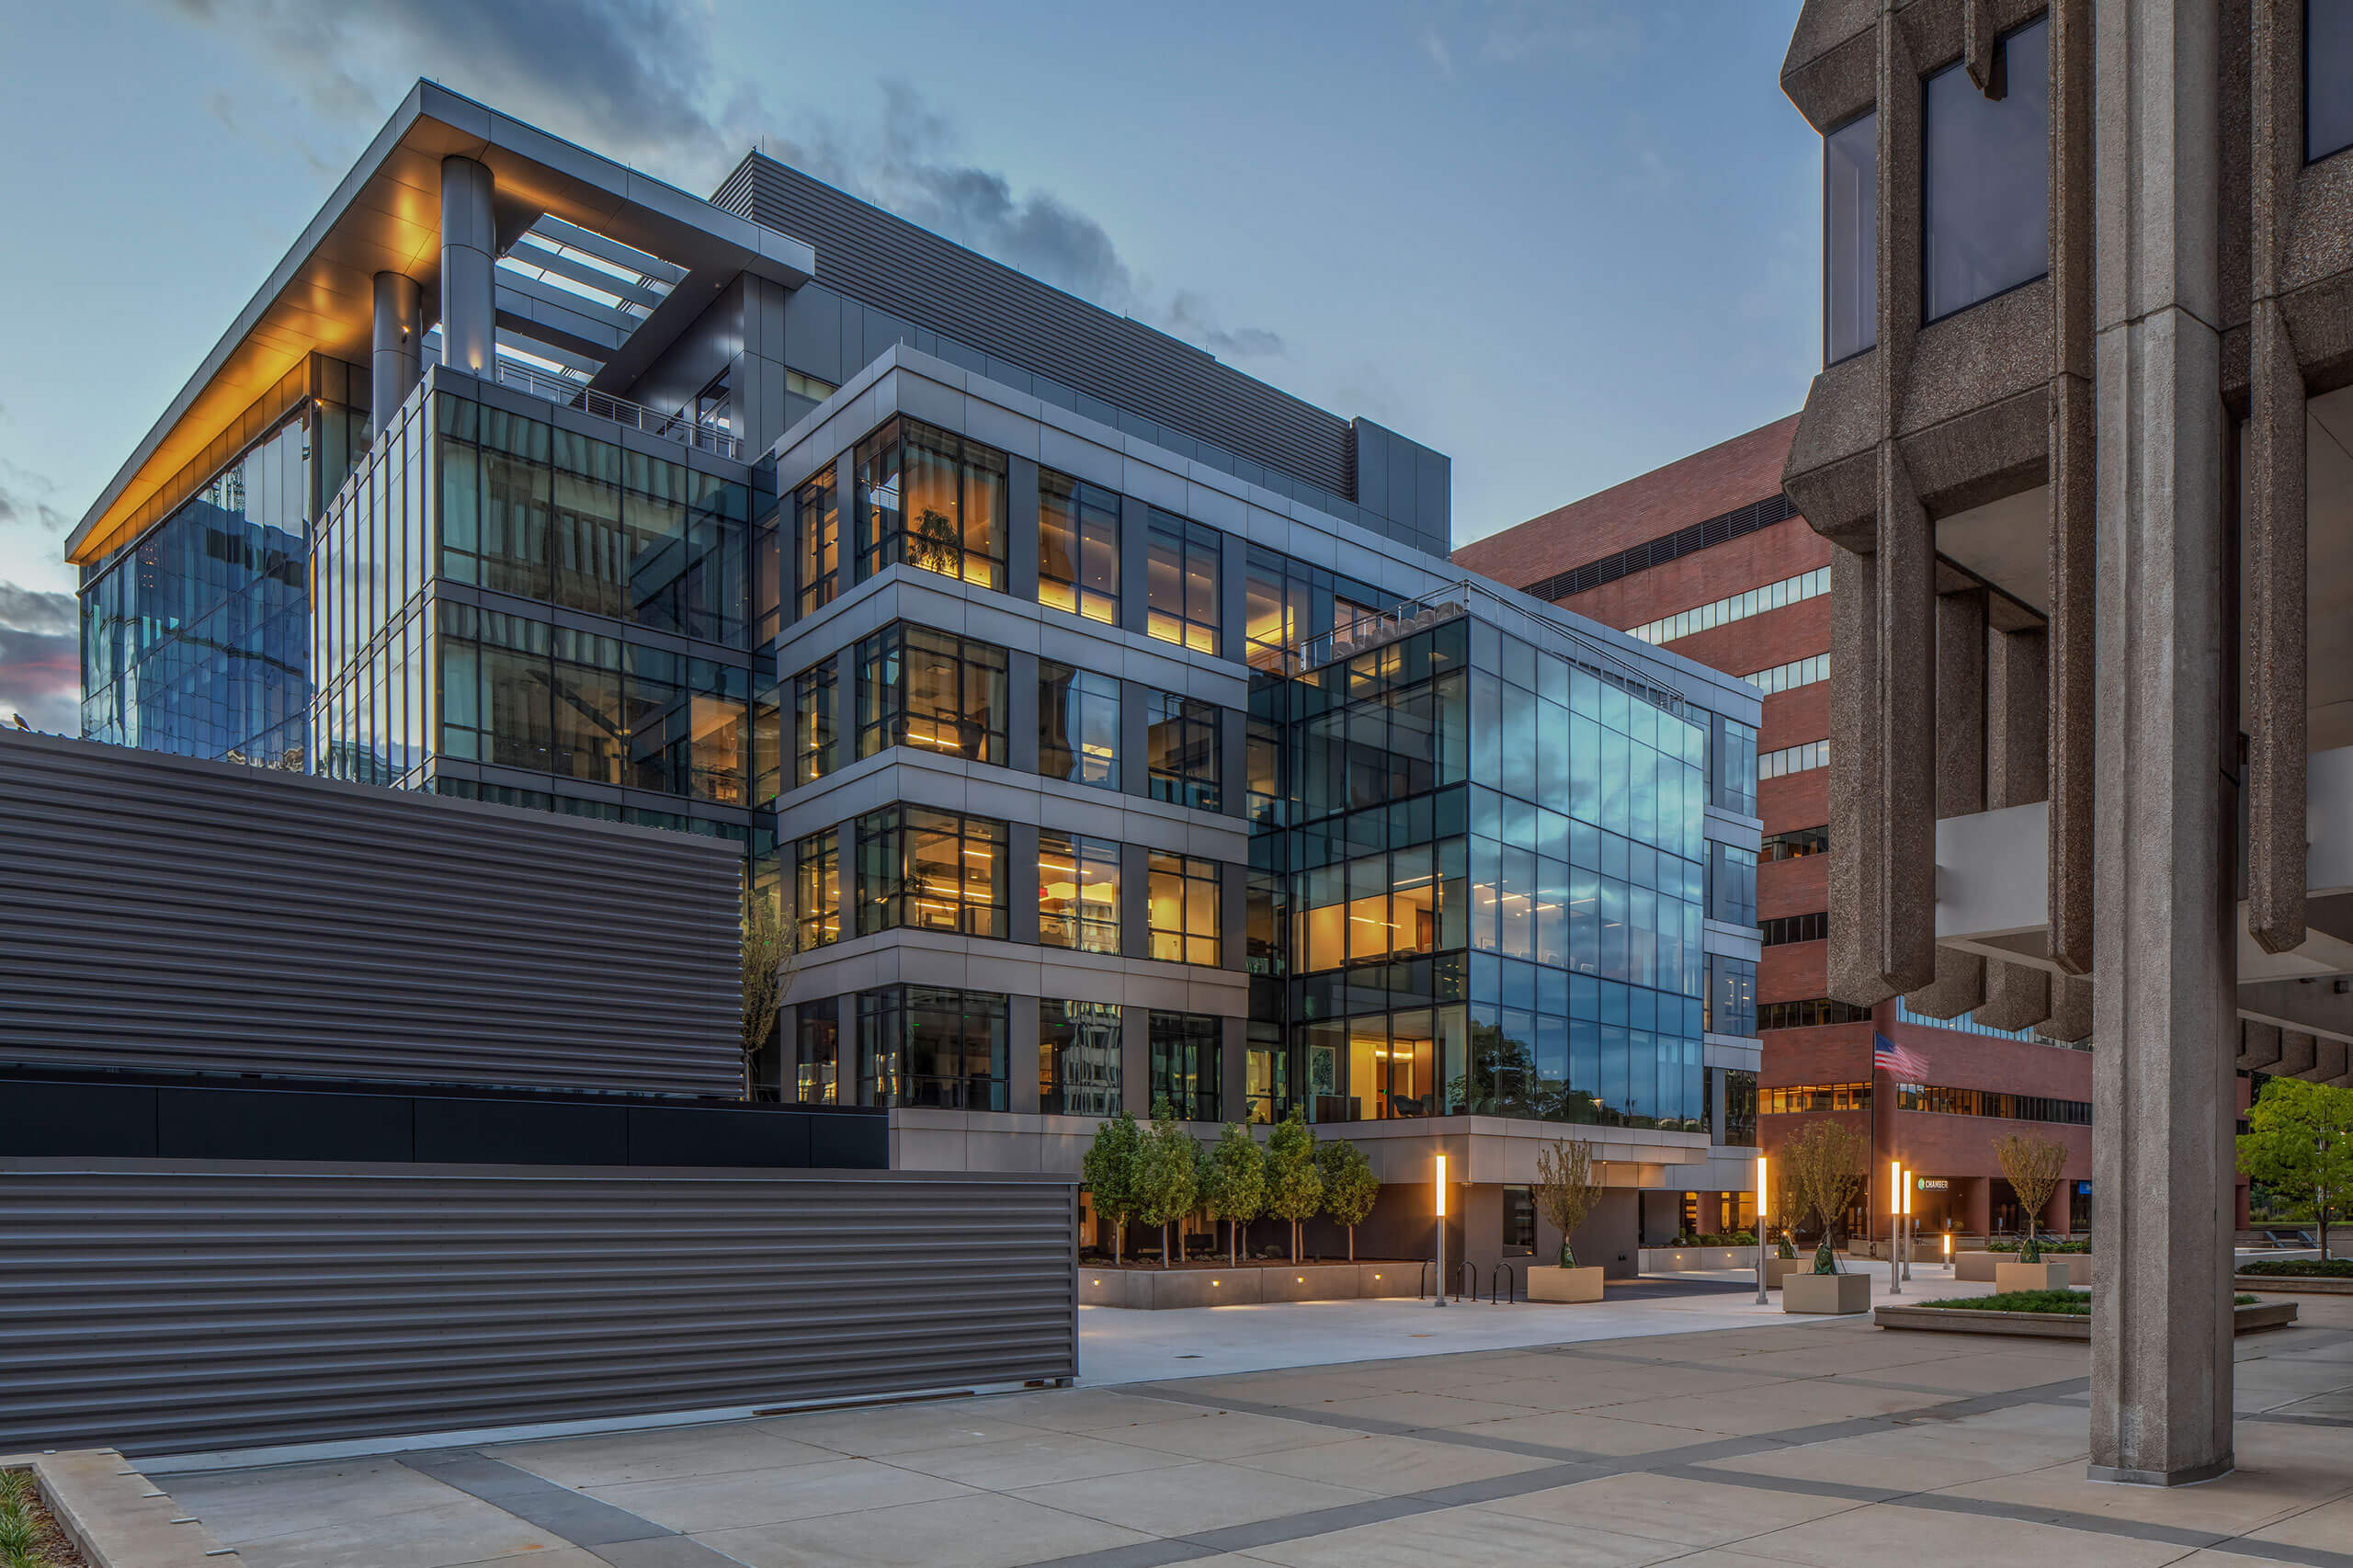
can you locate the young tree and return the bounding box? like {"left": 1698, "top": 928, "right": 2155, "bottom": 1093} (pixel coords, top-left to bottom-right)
{"left": 1263, "top": 1109, "right": 1324, "bottom": 1262}
{"left": 1533, "top": 1137, "right": 1604, "bottom": 1267}
{"left": 1316, "top": 1139, "right": 1380, "bottom": 1261}
{"left": 1993, "top": 1131, "right": 2068, "bottom": 1262}
{"left": 1082, "top": 1110, "right": 1143, "bottom": 1266}
{"left": 1782, "top": 1119, "right": 1869, "bottom": 1273}
{"left": 739, "top": 892, "right": 793, "bottom": 1100}
{"left": 1200, "top": 1123, "right": 1267, "bottom": 1266}
{"left": 2238, "top": 1077, "right": 2353, "bottom": 1262}
{"left": 1136, "top": 1098, "right": 1202, "bottom": 1267}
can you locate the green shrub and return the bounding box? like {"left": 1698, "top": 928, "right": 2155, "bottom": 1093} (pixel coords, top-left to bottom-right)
{"left": 1924, "top": 1290, "right": 2256, "bottom": 1315}
{"left": 0, "top": 1511, "right": 34, "bottom": 1559}
{"left": 2236, "top": 1257, "right": 2353, "bottom": 1278}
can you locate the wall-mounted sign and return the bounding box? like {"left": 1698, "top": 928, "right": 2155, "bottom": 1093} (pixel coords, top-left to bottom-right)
{"left": 1915, "top": 1178, "right": 1949, "bottom": 1191}
{"left": 2076, "top": 1181, "right": 2093, "bottom": 1195}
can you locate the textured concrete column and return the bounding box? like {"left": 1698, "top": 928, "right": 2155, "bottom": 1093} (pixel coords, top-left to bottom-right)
{"left": 1979, "top": 963, "right": 2052, "bottom": 1033}
{"left": 370, "top": 271, "right": 422, "bottom": 432}
{"left": 1877, "top": 448, "right": 1936, "bottom": 995}
{"left": 438, "top": 156, "right": 498, "bottom": 373}
{"left": 1907, "top": 590, "right": 1988, "bottom": 1019}
{"left": 1827, "top": 544, "right": 1893, "bottom": 1006}
{"left": 2087, "top": 0, "right": 2234, "bottom": 1487}
{"left": 2040, "top": 974, "right": 2095, "bottom": 1044}
{"left": 2048, "top": 0, "right": 2097, "bottom": 978}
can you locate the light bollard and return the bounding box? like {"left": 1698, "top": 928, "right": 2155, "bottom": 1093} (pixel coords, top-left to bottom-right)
{"left": 1754, "top": 1153, "right": 1769, "bottom": 1305}
{"left": 1901, "top": 1175, "right": 1915, "bottom": 1282}
{"left": 1887, "top": 1161, "right": 1904, "bottom": 1296}
{"left": 1433, "top": 1153, "right": 1448, "bottom": 1308}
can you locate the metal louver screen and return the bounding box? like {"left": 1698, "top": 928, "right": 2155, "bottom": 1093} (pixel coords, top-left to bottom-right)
{"left": 1524, "top": 494, "right": 1797, "bottom": 604}
{"left": 0, "top": 1162, "right": 1076, "bottom": 1457}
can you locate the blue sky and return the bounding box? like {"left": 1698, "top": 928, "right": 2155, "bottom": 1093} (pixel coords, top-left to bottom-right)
{"left": 0, "top": 0, "right": 1817, "bottom": 730}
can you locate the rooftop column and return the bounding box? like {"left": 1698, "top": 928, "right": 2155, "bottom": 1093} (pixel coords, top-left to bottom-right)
{"left": 438, "top": 156, "right": 496, "bottom": 374}
{"left": 370, "top": 272, "right": 422, "bottom": 434}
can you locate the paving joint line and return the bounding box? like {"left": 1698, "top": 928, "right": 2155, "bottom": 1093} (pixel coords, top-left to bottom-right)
{"left": 398, "top": 1449, "right": 743, "bottom": 1563}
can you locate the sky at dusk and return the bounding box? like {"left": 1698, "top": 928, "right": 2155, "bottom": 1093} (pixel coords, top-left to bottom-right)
{"left": 0, "top": 0, "right": 1817, "bottom": 732}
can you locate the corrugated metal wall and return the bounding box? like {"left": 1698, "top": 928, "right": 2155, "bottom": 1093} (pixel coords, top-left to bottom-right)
{"left": 0, "top": 731, "right": 741, "bottom": 1096}
{"left": 0, "top": 1160, "right": 1076, "bottom": 1457}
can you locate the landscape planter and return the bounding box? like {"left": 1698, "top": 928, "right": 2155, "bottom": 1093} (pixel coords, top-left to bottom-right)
{"left": 1639, "top": 1245, "right": 1758, "bottom": 1273}
{"left": 1876, "top": 1299, "right": 2297, "bottom": 1338}
{"left": 1995, "top": 1259, "right": 2073, "bottom": 1293}
{"left": 1955, "top": 1251, "right": 2000, "bottom": 1282}
{"left": 1526, "top": 1264, "right": 1606, "bottom": 1302}
{"left": 2233, "top": 1273, "right": 2353, "bottom": 1295}
{"left": 1782, "top": 1270, "right": 1871, "bottom": 1314}
{"left": 1765, "top": 1256, "right": 1805, "bottom": 1288}
{"left": 1078, "top": 1260, "right": 1421, "bottom": 1309}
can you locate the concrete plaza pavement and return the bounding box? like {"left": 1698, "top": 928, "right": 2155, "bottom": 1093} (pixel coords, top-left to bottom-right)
{"left": 158, "top": 1279, "right": 2353, "bottom": 1568}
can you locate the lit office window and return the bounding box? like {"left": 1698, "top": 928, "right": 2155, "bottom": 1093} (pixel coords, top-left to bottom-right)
{"left": 1146, "top": 511, "right": 1222, "bottom": 654}
{"left": 791, "top": 659, "right": 835, "bottom": 786}
{"left": 2316, "top": 0, "right": 2353, "bottom": 162}
{"left": 794, "top": 466, "right": 838, "bottom": 616}
{"left": 794, "top": 827, "right": 838, "bottom": 949}
{"left": 1146, "top": 689, "right": 1222, "bottom": 811}
{"left": 1040, "top": 1000, "right": 1123, "bottom": 1116}
{"left": 1148, "top": 852, "right": 1222, "bottom": 966}
{"left": 856, "top": 623, "right": 1008, "bottom": 765}
{"left": 1040, "top": 831, "right": 1122, "bottom": 954}
{"left": 1040, "top": 660, "right": 1119, "bottom": 788}
{"left": 1039, "top": 470, "right": 1120, "bottom": 622}
{"left": 857, "top": 806, "right": 1009, "bottom": 937}
{"left": 1924, "top": 18, "right": 2051, "bottom": 321}
{"left": 853, "top": 418, "right": 1007, "bottom": 588}
{"left": 1824, "top": 109, "right": 1878, "bottom": 362}
{"left": 794, "top": 1004, "right": 839, "bottom": 1104}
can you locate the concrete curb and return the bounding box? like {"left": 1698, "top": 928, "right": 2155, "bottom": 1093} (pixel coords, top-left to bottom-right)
{"left": 1872, "top": 1300, "right": 2298, "bottom": 1338}
{"left": 2232, "top": 1273, "right": 2353, "bottom": 1295}
{"left": 2, "top": 1448, "right": 240, "bottom": 1566}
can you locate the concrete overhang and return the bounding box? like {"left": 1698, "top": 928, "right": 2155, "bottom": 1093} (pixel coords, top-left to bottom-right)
{"left": 66, "top": 79, "right": 813, "bottom": 571}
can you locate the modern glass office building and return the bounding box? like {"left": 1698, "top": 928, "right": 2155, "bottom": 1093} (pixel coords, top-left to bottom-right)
{"left": 64, "top": 83, "right": 1762, "bottom": 1273}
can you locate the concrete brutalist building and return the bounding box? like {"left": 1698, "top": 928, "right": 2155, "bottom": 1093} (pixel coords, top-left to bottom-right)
{"left": 1777, "top": 0, "right": 2353, "bottom": 1484}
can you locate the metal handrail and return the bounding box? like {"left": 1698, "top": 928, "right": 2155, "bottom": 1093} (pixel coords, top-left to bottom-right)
{"left": 492, "top": 359, "right": 743, "bottom": 460}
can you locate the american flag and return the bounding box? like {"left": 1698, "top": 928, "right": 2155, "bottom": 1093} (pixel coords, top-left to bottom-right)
{"left": 1872, "top": 1034, "right": 1925, "bottom": 1078}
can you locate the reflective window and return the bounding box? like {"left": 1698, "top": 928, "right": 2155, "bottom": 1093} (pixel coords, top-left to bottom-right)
{"left": 793, "top": 1003, "right": 839, "bottom": 1104}
{"left": 794, "top": 828, "right": 839, "bottom": 949}
{"left": 858, "top": 983, "right": 1008, "bottom": 1109}
{"left": 856, "top": 623, "right": 1008, "bottom": 765}
{"left": 1040, "top": 831, "right": 1122, "bottom": 954}
{"left": 1146, "top": 510, "right": 1222, "bottom": 654}
{"left": 1824, "top": 110, "right": 1878, "bottom": 362}
{"left": 1040, "top": 660, "right": 1119, "bottom": 788}
{"left": 1146, "top": 689, "right": 1222, "bottom": 811}
{"left": 1714, "top": 717, "right": 1759, "bottom": 813}
{"left": 853, "top": 418, "right": 1007, "bottom": 589}
{"left": 1148, "top": 1010, "right": 1222, "bottom": 1121}
{"left": 1761, "top": 824, "right": 1829, "bottom": 861}
{"left": 856, "top": 805, "right": 1009, "bottom": 938}
{"left": 1705, "top": 952, "right": 1757, "bottom": 1038}
{"left": 1707, "top": 842, "right": 1757, "bottom": 928}
{"left": 2318, "top": 0, "right": 2353, "bottom": 161}
{"left": 792, "top": 659, "right": 836, "bottom": 785}
{"left": 1723, "top": 1068, "right": 1759, "bottom": 1146}
{"left": 1039, "top": 470, "right": 1120, "bottom": 623}
{"left": 1148, "top": 852, "right": 1222, "bottom": 966}
{"left": 1924, "top": 18, "right": 2052, "bottom": 321}
{"left": 1040, "top": 1000, "right": 1123, "bottom": 1116}
{"left": 794, "top": 466, "right": 838, "bottom": 616}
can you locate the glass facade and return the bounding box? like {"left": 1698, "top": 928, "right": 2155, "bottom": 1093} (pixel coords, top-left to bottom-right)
{"left": 2315, "top": 0, "right": 2353, "bottom": 162}
{"left": 1040, "top": 1000, "right": 1122, "bottom": 1116}
{"left": 854, "top": 418, "right": 1006, "bottom": 589}
{"left": 1040, "top": 832, "right": 1121, "bottom": 953}
{"left": 1039, "top": 660, "right": 1119, "bottom": 788}
{"left": 1255, "top": 609, "right": 1711, "bottom": 1130}
{"left": 1038, "top": 470, "right": 1119, "bottom": 622}
{"left": 82, "top": 384, "right": 356, "bottom": 767}
{"left": 857, "top": 805, "right": 1009, "bottom": 937}
{"left": 856, "top": 622, "right": 1006, "bottom": 765}
{"left": 857, "top": 983, "right": 1008, "bottom": 1108}
{"left": 1824, "top": 109, "right": 1878, "bottom": 362}
{"left": 1924, "top": 18, "right": 2052, "bottom": 321}
{"left": 1148, "top": 1010, "right": 1222, "bottom": 1121}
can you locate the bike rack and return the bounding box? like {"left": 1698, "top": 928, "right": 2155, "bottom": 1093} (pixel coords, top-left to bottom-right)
{"left": 1456, "top": 1258, "right": 1481, "bottom": 1301}
{"left": 1491, "top": 1261, "right": 1519, "bottom": 1304}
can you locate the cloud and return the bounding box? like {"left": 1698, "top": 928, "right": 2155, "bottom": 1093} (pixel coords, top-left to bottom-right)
{"left": 158, "top": 1, "right": 1285, "bottom": 361}
{"left": 1415, "top": 1, "right": 1644, "bottom": 74}
{"left": 0, "top": 583, "right": 77, "bottom": 735}
{"left": 0, "top": 460, "right": 67, "bottom": 535}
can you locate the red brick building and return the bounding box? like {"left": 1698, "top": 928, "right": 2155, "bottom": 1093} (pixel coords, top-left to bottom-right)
{"left": 1457, "top": 417, "right": 2108, "bottom": 1245}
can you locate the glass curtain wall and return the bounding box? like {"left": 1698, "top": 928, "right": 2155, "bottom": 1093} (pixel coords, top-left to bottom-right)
{"left": 1040, "top": 1000, "right": 1123, "bottom": 1115}
{"left": 853, "top": 418, "right": 1006, "bottom": 589}
{"left": 858, "top": 983, "right": 1009, "bottom": 1108}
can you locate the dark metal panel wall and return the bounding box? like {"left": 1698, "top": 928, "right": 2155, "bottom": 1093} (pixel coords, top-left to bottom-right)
{"left": 0, "top": 1161, "right": 1077, "bottom": 1457}
{"left": 0, "top": 731, "right": 742, "bottom": 1096}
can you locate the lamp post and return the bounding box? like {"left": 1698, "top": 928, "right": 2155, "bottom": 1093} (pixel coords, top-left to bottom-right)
{"left": 1755, "top": 1153, "right": 1769, "bottom": 1305}
{"left": 1942, "top": 1230, "right": 1952, "bottom": 1276}
{"left": 1888, "top": 1159, "right": 1904, "bottom": 1295}
{"left": 1901, "top": 1169, "right": 1914, "bottom": 1282}
{"left": 1433, "top": 1153, "right": 1448, "bottom": 1308}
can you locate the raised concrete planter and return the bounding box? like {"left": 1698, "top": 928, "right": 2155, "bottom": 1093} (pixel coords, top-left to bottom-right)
{"left": 1876, "top": 1299, "right": 2297, "bottom": 1339}
{"left": 1526, "top": 1264, "right": 1606, "bottom": 1302}
{"left": 1782, "top": 1271, "right": 1871, "bottom": 1314}
{"left": 1995, "top": 1259, "right": 2073, "bottom": 1292}
{"left": 1078, "top": 1261, "right": 1420, "bottom": 1309}
{"left": 1638, "top": 1245, "right": 1758, "bottom": 1273}
{"left": 1958, "top": 1250, "right": 2094, "bottom": 1284}
{"left": 1955, "top": 1250, "right": 2000, "bottom": 1282}
{"left": 4, "top": 1448, "right": 240, "bottom": 1565}
{"left": 1765, "top": 1256, "right": 1805, "bottom": 1288}
{"left": 2233, "top": 1273, "right": 2353, "bottom": 1295}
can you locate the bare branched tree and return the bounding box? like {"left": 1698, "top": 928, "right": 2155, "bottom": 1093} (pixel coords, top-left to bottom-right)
{"left": 1994, "top": 1131, "right": 2068, "bottom": 1259}
{"left": 740, "top": 891, "right": 794, "bottom": 1101}
{"left": 1782, "top": 1119, "right": 1869, "bottom": 1272}
{"left": 1533, "top": 1138, "right": 1603, "bottom": 1267}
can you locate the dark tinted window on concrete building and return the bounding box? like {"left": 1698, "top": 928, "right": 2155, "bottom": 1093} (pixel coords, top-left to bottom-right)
{"left": 2313, "top": 0, "right": 2353, "bottom": 163}
{"left": 1824, "top": 109, "right": 1879, "bottom": 363}
{"left": 1924, "top": 17, "right": 2051, "bottom": 322}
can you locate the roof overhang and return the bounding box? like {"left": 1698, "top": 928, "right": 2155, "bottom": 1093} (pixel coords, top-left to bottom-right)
{"left": 67, "top": 80, "right": 813, "bottom": 569}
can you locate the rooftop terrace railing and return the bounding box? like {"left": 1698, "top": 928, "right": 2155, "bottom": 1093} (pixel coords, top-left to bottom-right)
{"left": 493, "top": 359, "right": 742, "bottom": 460}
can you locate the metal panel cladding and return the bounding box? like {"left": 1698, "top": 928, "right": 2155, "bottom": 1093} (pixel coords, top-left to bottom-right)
{"left": 0, "top": 731, "right": 741, "bottom": 1096}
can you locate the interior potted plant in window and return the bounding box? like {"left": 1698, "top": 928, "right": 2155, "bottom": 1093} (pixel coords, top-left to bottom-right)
{"left": 1526, "top": 1138, "right": 1607, "bottom": 1302}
